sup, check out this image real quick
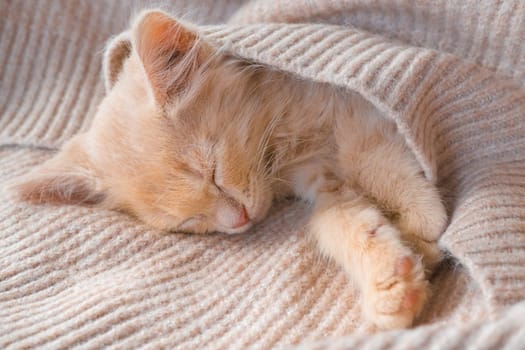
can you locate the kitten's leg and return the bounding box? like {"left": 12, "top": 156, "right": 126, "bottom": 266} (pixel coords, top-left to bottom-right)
{"left": 310, "top": 189, "right": 428, "bottom": 330}
{"left": 348, "top": 141, "right": 448, "bottom": 271}
{"left": 333, "top": 98, "right": 447, "bottom": 271}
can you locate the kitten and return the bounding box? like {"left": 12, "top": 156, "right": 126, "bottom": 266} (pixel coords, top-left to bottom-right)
{"left": 10, "top": 10, "right": 447, "bottom": 330}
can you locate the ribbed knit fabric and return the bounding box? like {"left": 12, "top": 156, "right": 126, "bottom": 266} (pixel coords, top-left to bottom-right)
{"left": 1, "top": 0, "right": 525, "bottom": 349}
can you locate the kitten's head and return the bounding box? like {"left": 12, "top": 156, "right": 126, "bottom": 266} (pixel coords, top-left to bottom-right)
{"left": 10, "top": 10, "right": 275, "bottom": 234}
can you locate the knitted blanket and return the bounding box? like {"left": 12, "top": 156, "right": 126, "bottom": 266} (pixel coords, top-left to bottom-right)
{"left": 1, "top": 0, "right": 525, "bottom": 348}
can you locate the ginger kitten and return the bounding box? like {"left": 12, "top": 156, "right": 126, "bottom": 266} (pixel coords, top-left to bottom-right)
{"left": 10, "top": 10, "right": 447, "bottom": 330}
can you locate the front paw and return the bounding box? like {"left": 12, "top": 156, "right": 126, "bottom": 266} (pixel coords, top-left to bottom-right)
{"left": 362, "top": 252, "right": 428, "bottom": 330}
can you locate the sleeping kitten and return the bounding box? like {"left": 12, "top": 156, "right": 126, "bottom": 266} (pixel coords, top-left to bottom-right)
{"left": 10, "top": 10, "right": 447, "bottom": 330}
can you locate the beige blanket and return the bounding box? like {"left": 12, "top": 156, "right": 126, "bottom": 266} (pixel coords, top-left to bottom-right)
{"left": 1, "top": 0, "right": 525, "bottom": 348}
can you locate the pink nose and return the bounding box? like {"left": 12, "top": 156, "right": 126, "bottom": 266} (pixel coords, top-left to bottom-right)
{"left": 232, "top": 206, "right": 250, "bottom": 229}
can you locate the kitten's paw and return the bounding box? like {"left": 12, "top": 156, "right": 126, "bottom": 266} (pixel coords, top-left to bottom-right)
{"left": 363, "top": 253, "right": 428, "bottom": 330}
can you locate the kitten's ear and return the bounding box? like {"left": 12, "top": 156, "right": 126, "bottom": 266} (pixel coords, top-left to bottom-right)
{"left": 131, "top": 10, "right": 210, "bottom": 104}
{"left": 103, "top": 31, "right": 132, "bottom": 92}
{"left": 8, "top": 136, "right": 105, "bottom": 206}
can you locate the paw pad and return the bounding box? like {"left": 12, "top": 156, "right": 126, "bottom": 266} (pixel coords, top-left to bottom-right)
{"left": 402, "top": 288, "right": 420, "bottom": 309}
{"left": 367, "top": 224, "right": 383, "bottom": 236}
{"left": 395, "top": 256, "right": 413, "bottom": 276}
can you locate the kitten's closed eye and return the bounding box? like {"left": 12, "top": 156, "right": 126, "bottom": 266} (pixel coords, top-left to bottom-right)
{"left": 211, "top": 167, "right": 217, "bottom": 187}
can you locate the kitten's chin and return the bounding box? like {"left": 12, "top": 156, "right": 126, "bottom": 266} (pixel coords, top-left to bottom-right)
{"left": 220, "top": 221, "right": 254, "bottom": 235}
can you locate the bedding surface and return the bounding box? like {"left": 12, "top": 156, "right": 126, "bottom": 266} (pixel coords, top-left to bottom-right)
{"left": 1, "top": 0, "right": 525, "bottom": 348}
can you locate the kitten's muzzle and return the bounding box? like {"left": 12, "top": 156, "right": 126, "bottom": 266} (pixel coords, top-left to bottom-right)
{"left": 216, "top": 203, "right": 252, "bottom": 234}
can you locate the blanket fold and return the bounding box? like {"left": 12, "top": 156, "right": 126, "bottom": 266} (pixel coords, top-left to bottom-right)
{"left": 2, "top": 0, "right": 525, "bottom": 348}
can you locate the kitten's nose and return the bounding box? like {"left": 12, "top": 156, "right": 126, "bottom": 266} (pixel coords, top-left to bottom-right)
{"left": 232, "top": 206, "right": 249, "bottom": 229}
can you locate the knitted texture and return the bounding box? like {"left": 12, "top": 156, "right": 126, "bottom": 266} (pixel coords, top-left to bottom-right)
{"left": 1, "top": 0, "right": 525, "bottom": 348}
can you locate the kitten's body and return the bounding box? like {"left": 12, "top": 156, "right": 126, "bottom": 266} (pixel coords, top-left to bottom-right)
{"left": 11, "top": 11, "right": 447, "bottom": 330}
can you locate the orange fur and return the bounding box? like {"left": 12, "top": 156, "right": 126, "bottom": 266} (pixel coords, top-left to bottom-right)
{"left": 10, "top": 10, "right": 448, "bottom": 330}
